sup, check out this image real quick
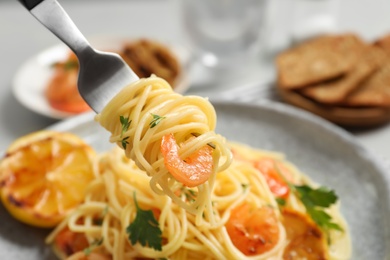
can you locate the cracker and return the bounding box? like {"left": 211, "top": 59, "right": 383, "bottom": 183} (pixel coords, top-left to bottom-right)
{"left": 374, "top": 33, "right": 390, "bottom": 55}
{"left": 343, "top": 60, "right": 390, "bottom": 107}
{"left": 276, "top": 34, "right": 366, "bottom": 89}
{"left": 300, "top": 45, "right": 386, "bottom": 104}
{"left": 120, "top": 39, "right": 180, "bottom": 86}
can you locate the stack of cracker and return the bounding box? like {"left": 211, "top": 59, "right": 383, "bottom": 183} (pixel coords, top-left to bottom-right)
{"left": 276, "top": 33, "right": 390, "bottom": 127}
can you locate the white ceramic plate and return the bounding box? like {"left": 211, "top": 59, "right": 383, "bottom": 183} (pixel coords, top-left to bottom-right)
{"left": 0, "top": 100, "right": 389, "bottom": 259}
{"left": 12, "top": 36, "right": 192, "bottom": 120}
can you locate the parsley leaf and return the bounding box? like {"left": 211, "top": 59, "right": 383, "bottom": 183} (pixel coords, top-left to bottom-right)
{"left": 119, "top": 115, "right": 131, "bottom": 149}
{"left": 293, "top": 184, "right": 343, "bottom": 232}
{"left": 180, "top": 187, "right": 197, "bottom": 202}
{"left": 276, "top": 197, "right": 286, "bottom": 206}
{"left": 121, "top": 136, "right": 130, "bottom": 150}
{"left": 126, "top": 193, "right": 162, "bottom": 251}
{"left": 294, "top": 185, "right": 338, "bottom": 207}
{"left": 307, "top": 208, "right": 343, "bottom": 231}
{"left": 120, "top": 115, "right": 131, "bottom": 137}
{"left": 149, "top": 114, "right": 165, "bottom": 128}
{"left": 271, "top": 162, "right": 343, "bottom": 233}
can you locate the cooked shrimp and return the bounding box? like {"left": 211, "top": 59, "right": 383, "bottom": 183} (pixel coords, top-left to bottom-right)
{"left": 45, "top": 53, "right": 91, "bottom": 113}
{"left": 67, "top": 251, "right": 112, "bottom": 260}
{"left": 54, "top": 227, "right": 89, "bottom": 257}
{"left": 160, "top": 133, "right": 213, "bottom": 187}
{"left": 254, "top": 158, "right": 293, "bottom": 199}
{"left": 54, "top": 227, "right": 112, "bottom": 260}
{"left": 225, "top": 202, "right": 280, "bottom": 256}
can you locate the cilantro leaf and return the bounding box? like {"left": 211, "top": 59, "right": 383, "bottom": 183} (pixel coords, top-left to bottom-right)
{"left": 149, "top": 114, "right": 165, "bottom": 128}
{"left": 293, "top": 184, "right": 343, "bottom": 232}
{"left": 126, "top": 193, "right": 162, "bottom": 251}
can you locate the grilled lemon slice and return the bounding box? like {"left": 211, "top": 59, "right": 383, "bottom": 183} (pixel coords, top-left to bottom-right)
{"left": 0, "top": 130, "right": 96, "bottom": 228}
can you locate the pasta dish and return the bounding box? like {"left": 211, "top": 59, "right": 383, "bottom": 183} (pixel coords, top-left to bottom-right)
{"left": 46, "top": 142, "right": 350, "bottom": 259}
{"left": 44, "top": 76, "right": 351, "bottom": 259}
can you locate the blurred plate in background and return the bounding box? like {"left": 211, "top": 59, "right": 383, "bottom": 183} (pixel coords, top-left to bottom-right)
{"left": 12, "top": 36, "right": 191, "bottom": 120}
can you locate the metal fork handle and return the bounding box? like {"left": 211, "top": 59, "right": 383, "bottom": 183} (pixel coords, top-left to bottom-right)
{"left": 18, "top": 0, "right": 92, "bottom": 56}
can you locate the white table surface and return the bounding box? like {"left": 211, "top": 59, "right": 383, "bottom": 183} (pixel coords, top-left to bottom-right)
{"left": 1, "top": 0, "right": 390, "bottom": 166}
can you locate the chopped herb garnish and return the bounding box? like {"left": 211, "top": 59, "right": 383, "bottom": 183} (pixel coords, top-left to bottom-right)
{"left": 191, "top": 133, "right": 216, "bottom": 149}
{"left": 181, "top": 187, "right": 197, "bottom": 202}
{"left": 293, "top": 185, "right": 343, "bottom": 232}
{"left": 83, "top": 237, "right": 104, "bottom": 256}
{"left": 121, "top": 136, "right": 130, "bottom": 150}
{"left": 63, "top": 60, "right": 78, "bottom": 70}
{"left": 120, "top": 115, "right": 131, "bottom": 137}
{"left": 51, "top": 60, "right": 78, "bottom": 70}
{"left": 272, "top": 162, "right": 342, "bottom": 233}
{"left": 102, "top": 205, "right": 109, "bottom": 216}
{"left": 126, "top": 193, "right": 162, "bottom": 251}
{"left": 149, "top": 114, "right": 165, "bottom": 128}
{"left": 276, "top": 197, "right": 286, "bottom": 206}
{"left": 206, "top": 142, "right": 216, "bottom": 149}
{"left": 94, "top": 205, "right": 109, "bottom": 226}
{"left": 119, "top": 115, "right": 131, "bottom": 149}
{"left": 241, "top": 183, "right": 249, "bottom": 191}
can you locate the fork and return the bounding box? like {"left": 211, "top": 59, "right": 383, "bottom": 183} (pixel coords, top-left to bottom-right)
{"left": 18, "top": 0, "right": 139, "bottom": 113}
